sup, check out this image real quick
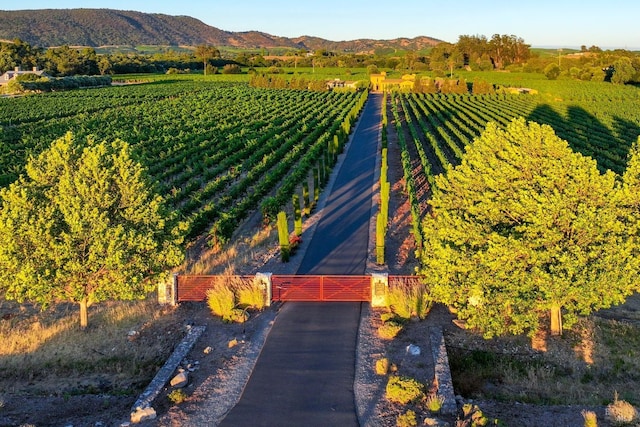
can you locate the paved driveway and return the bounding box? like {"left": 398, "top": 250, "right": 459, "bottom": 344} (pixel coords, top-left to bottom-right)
{"left": 219, "top": 93, "right": 382, "bottom": 427}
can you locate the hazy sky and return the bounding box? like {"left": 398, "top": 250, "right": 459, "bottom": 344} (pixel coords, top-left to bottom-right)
{"left": 4, "top": 0, "right": 639, "bottom": 49}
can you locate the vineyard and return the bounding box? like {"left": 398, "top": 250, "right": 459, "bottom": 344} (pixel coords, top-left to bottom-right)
{"left": 0, "top": 78, "right": 367, "bottom": 245}
{"left": 2, "top": 74, "right": 640, "bottom": 263}
{"left": 389, "top": 82, "right": 640, "bottom": 256}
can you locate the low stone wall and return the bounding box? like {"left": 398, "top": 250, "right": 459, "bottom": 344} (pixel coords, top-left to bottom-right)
{"left": 429, "top": 326, "right": 457, "bottom": 415}
{"left": 131, "top": 325, "right": 205, "bottom": 422}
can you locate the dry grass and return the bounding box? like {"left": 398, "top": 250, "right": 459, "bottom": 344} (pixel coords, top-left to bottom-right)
{"left": 0, "top": 297, "right": 183, "bottom": 395}
{"left": 582, "top": 410, "right": 598, "bottom": 427}
{"left": 183, "top": 216, "right": 277, "bottom": 275}
{"left": 446, "top": 312, "right": 640, "bottom": 407}
{"left": 605, "top": 391, "right": 638, "bottom": 425}
{"left": 0, "top": 202, "right": 280, "bottom": 399}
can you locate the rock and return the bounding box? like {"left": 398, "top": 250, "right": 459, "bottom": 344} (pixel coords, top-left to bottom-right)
{"left": 127, "top": 330, "right": 139, "bottom": 341}
{"left": 423, "top": 417, "right": 449, "bottom": 427}
{"left": 406, "top": 343, "right": 421, "bottom": 356}
{"left": 170, "top": 371, "right": 188, "bottom": 388}
{"left": 130, "top": 406, "right": 156, "bottom": 424}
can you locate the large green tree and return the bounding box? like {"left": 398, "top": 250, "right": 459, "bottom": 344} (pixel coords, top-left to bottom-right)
{"left": 611, "top": 57, "right": 635, "bottom": 84}
{"left": 419, "top": 118, "right": 640, "bottom": 338}
{"left": 0, "top": 133, "right": 185, "bottom": 328}
{"left": 194, "top": 45, "right": 220, "bottom": 76}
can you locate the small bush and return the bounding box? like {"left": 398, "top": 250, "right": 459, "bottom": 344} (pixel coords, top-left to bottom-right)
{"left": 378, "top": 321, "right": 403, "bottom": 340}
{"left": 460, "top": 404, "right": 493, "bottom": 427}
{"left": 387, "top": 278, "right": 432, "bottom": 320}
{"left": 605, "top": 393, "right": 638, "bottom": 425}
{"left": 222, "top": 64, "right": 242, "bottom": 74}
{"left": 206, "top": 286, "right": 235, "bottom": 320}
{"left": 228, "top": 308, "right": 249, "bottom": 323}
{"left": 380, "top": 312, "right": 397, "bottom": 323}
{"left": 396, "top": 409, "right": 417, "bottom": 427}
{"left": 375, "top": 358, "right": 389, "bottom": 375}
{"left": 425, "top": 394, "right": 445, "bottom": 413}
{"left": 167, "top": 389, "right": 187, "bottom": 404}
{"left": 582, "top": 410, "right": 598, "bottom": 427}
{"left": 236, "top": 279, "right": 265, "bottom": 310}
{"left": 385, "top": 376, "right": 425, "bottom": 404}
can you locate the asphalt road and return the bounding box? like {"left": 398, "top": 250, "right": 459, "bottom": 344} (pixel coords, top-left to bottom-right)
{"left": 219, "top": 92, "right": 381, "bottom": 427}
{"left": 297, "top": 92, "right": 381, "bottom": 275}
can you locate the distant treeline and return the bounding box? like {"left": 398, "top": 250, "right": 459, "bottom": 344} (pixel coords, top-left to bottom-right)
{"left": 8, "top": 75, "right": 112, "bottom": 93}
{"left": 1, "top": 35, "right": 639, "bottom": 84}
{"left": 0, "top": 40, "right": 225, "bottom": 76}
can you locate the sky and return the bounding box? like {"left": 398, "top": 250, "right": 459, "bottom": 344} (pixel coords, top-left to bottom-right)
{"left": 3, "top": 0, "right": 640, "bottom": 49}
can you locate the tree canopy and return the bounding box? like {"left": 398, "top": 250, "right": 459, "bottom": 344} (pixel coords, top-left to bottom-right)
{"left": 194, "top": 45, "right": 221, "bottom": 75}
{"left": 0, "top": 133, "right": 185, "bottom": 328}
{"left": 419, "top": 118, "right": 640, "bottom": 338}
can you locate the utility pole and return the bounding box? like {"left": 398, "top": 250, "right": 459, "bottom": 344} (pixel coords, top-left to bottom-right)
{"left": 558, "top": 48, "right": 563, "bottom": 67}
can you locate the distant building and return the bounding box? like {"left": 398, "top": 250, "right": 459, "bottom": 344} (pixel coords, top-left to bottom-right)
{"left": 370, "top": 72, "right": 415, "bottom": 91}
{"left": 326, "top": 78, "right": 359, "bottom": 90}
{"left": 0, "top": 66, "right": 48, "bottom": 86}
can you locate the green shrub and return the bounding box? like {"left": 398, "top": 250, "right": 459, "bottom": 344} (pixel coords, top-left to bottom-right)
{"left": 426, "top": 394, "right": 445, "bottom": 413}
{"left": 378, "top": 321, "right": 403, "bottom": 340}
{"left": 228, "top": 308, "right": 249, "bottom": 323}
{"left": 375, "top": 358, "right": 389, "bottom": 375}
{"left": 396, "top": 410, "right": 417, "bottom": 427}
{"left": 206, "top": 275, "right": 266, "bottom": 322}
{"left": 168, "top": 389, "right": 187, "bottom": 404}
{"left": 380, "top": 312, "right": 397, "bottom": 323}
{"left": 277, "top": 211, "right": 290, "bottom": 262}
{"left": 460, "top": 404, "right": 497, "bottom": 427}
{"left": 385, "top": 376, "right": 425, "bottom": 404}
{"left": 236, "top": 279, "right": 265, "bottom": 310}
{"left": 376, "top": 212, "right": 385, "bottom": 265}
{"left": 388, "top": 278, "right": 432, "bottom": 320}
{"left": 206, "top": 286, "right": 235, "bottom": 320}
{"left": 222, "top": 64, "right": 242, "bottom": 74}
{"left": 292, "top": 194, "right": 302, "bottom": 236}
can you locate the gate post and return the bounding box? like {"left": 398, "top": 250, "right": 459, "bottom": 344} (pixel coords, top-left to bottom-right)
{"left": 256, "top": 272, "right": 273, "bottom": 307}
{"left": 170, "top": 273, "right": 178, "bottom": 306}
{"left": 370, "top": 273, "right": 388, "bottom": 307}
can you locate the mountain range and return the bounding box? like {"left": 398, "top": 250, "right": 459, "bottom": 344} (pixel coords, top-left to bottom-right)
{"left": 0, "top": 9, "right": 442, "bottom": 52}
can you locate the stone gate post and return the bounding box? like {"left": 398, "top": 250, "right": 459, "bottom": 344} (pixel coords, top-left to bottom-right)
{"left": 256, "top": 272, "right": 273, "bottom": 307}
{"left": 370, "top": 272, "right": 388, "bottom": 307}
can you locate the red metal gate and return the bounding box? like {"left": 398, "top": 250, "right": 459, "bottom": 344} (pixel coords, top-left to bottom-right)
{"left": 271, "top": 275, "right": 370, "bottom": 302}
{"left": 176, "top": 275, "right": 256, "bottom": 302}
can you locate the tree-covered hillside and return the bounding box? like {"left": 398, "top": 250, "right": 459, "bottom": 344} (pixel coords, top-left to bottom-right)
{"left": 0, "top": 9, "right": 239, "bottom": 47}
{"left": 0, "top": 9, "right": 441, "bottom": 51}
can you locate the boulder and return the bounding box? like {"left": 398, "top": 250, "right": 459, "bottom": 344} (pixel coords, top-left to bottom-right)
{"left": 130, "top": 406, "right": 156, "bottom": 424}
{"left": 170, "top": 371, "right": 188, "bottom": 388}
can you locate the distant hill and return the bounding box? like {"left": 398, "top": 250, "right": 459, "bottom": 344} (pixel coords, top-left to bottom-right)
{"left": 0, "top": 9, "right": 442, "bottom": 52}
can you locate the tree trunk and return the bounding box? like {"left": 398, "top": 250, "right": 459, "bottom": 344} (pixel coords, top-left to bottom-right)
{"left": 79, "top": 297, "right": 89, "bottom": 329}
{"left": 550, "top": 305, "right": 562, "bottom": 336}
